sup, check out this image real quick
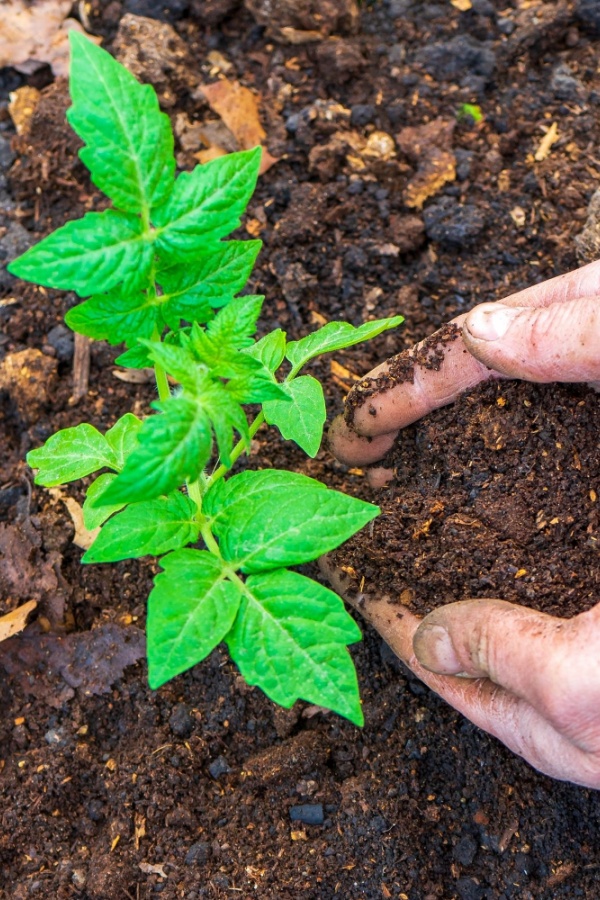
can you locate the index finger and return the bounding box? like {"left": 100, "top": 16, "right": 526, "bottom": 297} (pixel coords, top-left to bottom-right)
{"left": 330, "top": 260, "right": 600, "bottom": 464}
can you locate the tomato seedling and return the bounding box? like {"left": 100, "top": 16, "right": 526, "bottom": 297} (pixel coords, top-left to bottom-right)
{"left": 9, "top": 33, "right": 403, "bottom": 724}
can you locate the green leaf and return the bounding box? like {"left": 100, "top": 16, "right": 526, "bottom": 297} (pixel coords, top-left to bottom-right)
{"left": 99, "top": 398, "right": 213, "bottom": 505}
{"left": 153, "top": 148, "right": 261, "bottom": 255}
{"left": 286, "top": 316, "right": 405, "bottom": 371}
{"left": 228, "top": 569, "right": 363, "bottom": 725}
{"left": 67, "top": 32, "right": 175, "bottom": 216}
{"left": 157, "top": 240, "right": 262, "bottom": 324}
{"left": 206, "top": 294, "right": 264, "bottom": 349}
{"left": 263, "top": 375, "right": 326, "bottom": 457}
{"left": 144, "top": 341, "right": 208, "bottom": 394}
{"left": 83, "top": 492, "right": 199, "bottom": 563}
{"left": 243, "top": 329, "right": 287, "bottom": 373}
{"left": 202, "top": 382, "right": 250, "bottom": 466}
{"left": 105, "top": 413, "right": 142, "bottom": 468}
{"left": 205, "top": 469, "right": 379, "bottom": 573}
{"left": 27, "top": 424, "right": 118, "bottom": 486}
{"left": 115, "top": 343, "right": 154, "bottom": 369}
{"left": 147, "top": 550, "right": 242, "bottom": 688}
{"left": 226, "top": 368, "right": 289, "bottom": 404}
{"left": 181, "top": 297, "right": 266, "bottom": 381}
{"left": 83, "top": 474, "right": 125, "bottom": 530}
{"left": 66, "top": 289, "right": 160, "bottom": 346}
{"left": 8, "top": 209, "right": 152, "bottom": 295}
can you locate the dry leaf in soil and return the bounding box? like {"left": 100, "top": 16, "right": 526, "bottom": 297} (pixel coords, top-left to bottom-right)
{"left": 0, "top": 0, "right": 101, "bottom": 77}
{"left": 0, "top": 600, "right": 37, "bottom": 644}
{"left": 199, "top": 79, "right": 278, "bottom": 174}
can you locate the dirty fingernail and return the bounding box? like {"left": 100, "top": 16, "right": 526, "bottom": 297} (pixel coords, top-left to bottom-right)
{"left": 465, "top": 303, "right": 524, "bottom": 342}
{"left": 413, "top": 623, "right": 462, "bottom": 674}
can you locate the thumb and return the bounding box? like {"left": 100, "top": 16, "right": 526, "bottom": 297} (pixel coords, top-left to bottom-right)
{"left": 412, "top": 599, "right": 566, "bottom": 705}
{"left": 462, "top": 294, "right": 600, "bottom": 383}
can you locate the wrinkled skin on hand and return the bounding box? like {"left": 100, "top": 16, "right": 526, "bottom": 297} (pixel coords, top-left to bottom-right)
{"left": 327, "top": 259, "right": 600, "bottom": 788}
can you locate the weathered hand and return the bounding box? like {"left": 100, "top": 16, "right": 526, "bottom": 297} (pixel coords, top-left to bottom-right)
{"left": 322, "top": 556, "right": 600, "bottom": 788}
{"left": 326, "top": 258, "right": 600, "bottom": 785}
{"left": 330, "top": 258, "right": 600, "bottom": 479}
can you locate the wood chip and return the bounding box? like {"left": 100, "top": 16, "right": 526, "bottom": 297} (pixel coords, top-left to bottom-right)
{"left": 69, "top": 332, "right": 90, "bottom": 405}
{"left": 112, "top": 367, "right": 155, "bottom": 384}
{"left": 534, "top": 121, "right": 559, "bottom": 162}
{"left": 134, "top": 813, "right": 147, "bottom": 850}
{"left": 0, "top": 600, "right": 37, "bottom": 644}
{"left": 139, "top": 863, "right": 167, "bottom": 878}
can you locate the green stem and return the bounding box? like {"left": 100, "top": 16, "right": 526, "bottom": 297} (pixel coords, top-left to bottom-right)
{"left": 148, "top": 320, "right": 170, "bottom": 403}
{"left": 205, "top": 411, "right": 265, "bottom": 491}
{"left": 154, "top": 364, "right": 170, "bottom": 402}
{"left": 187, "top": 478, "right": 203, "bottom": 513}
{"left": 199, "top": 518, "right": 222, "bottom": 557}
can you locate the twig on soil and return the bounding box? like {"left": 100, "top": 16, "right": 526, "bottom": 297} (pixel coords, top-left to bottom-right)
{"left": 69, "top": 332, "right": 90, "bottom": 405}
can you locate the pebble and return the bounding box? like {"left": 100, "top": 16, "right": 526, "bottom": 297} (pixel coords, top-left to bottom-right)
{"left": 388, "top": 0, "right": 413, "bottom": 18}
{"left": 456, "top": 877, "right": 485, "bottom": 900}
{"left": 289, "top": 803, "right": 324, "bottom": 826}
{"left": 46, "top": 324, "right": 74, "bottom": 361}
{"left": 168, "top": 703, "right": 194, "bottom": 738}
{"left": 350, "top": 104, "right": 376, "bottom": 127}
{"left": 416, "top": 35, "right": 496, "bottom": 82}
{"left": 575, "top": 0, "right": 600, "bottom": 33}
{"left": 455, "top": 149, "right": 474, "bottom": 182}
{"left": 550, "top": 63, "right": 585, "bottom": 101}
{"left": 453, "top": 834, "right": 478, "bottom": 866}
{"left": 0, "top": 134, "right": 15, "bottom": 172}
{"left": 44, "top": 727, "right": 67, "bottom": 748}
{"left": 497, "top": 16, "right": 515, "bottom": 35}
{"left": 208, "top": 755, "right": 231, "bottom": 779}
{"left": 347, "top": 179, "right": 364, "bottom": 195}
{"left": 369, "top": 815, "right": 388, "bottom": 833}
{"left": 388, "top": 43, "right": 406, "bottom": 66}
{"left": 86, "top": 800, "right": 105, "bottom": 823}
{"left": 124, "top": 0, "right": 189, "bottom": 21}
{"left": 423, "top": 198, "right": 486, "bottom": 248}
{"left": 185, "top": 841, "right": 210, "bottom": 865}
{"left": 0, "top": 223, "right": 32, "bottom": 291}
{"left": 343, "top": 245, "right": 368, "bottom": 271}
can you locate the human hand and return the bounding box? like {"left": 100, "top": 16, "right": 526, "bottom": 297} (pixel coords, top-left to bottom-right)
{"left": 321, "top": 556, "right": 600, "bottom": 788}
{"left": 326, "top": 259, "right": 600, "bottom": 785}
{"left": 330, "top": 258, "right": 600, "bottom": 480}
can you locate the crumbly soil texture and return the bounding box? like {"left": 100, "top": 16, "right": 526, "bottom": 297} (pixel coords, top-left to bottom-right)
{"left": 2, "top": 1, "right": 600, "bottom": 898}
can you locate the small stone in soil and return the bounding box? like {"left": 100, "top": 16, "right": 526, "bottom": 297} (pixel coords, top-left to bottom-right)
{"left": 453, "top": 834, "right": 478, "bottom": 866}
{"left": 289, "top": 803, "right": 325, "bottom": 826}
{"left": 416, "top": 34, "right": 496, "bottom": 82}
{"left": 168, "top": 703, "right": 194, "bottom": 738}
{"left": 208, "top": 755, "right": 231, "bottom": 779}
{"left": 575, "top": 0, "right": 600, "bottom": 33}
{"left": 44, "top": 727, "right": 67, "bottom": 747}
{"left": 455, "top": 877, "right": 486, "bottom": 900}
{"left": 550, "top": 63, "right": 585, "bottom": 101}
{"left": 350, "top": 104, "right": 376, "bottom": 127}
{"left": 46, "top": 324, "right": 74, "bottom": 361}
{"left": 124, "top": 0, "right": 189, "bottom": 20}
{"left": 185, "top": 841, "right": 210, "bottom": 865}
{"left": 423, "top": 198, "right": 486, "bottom": 248}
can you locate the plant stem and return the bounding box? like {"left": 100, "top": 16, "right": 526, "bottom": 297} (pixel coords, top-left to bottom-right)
{"left": 199, "top": 518, "right": 221, "bottom": 557}
{"left": 187, "top": 478, "right": 203, "bottom": 513}
{"left": 149, "top": 318, "right": 170, "bottom": 403}
{"left": 154, "top": 363, "right": 170, "bottom": 402}
{"left": 205, "top": 411, "right": 265, "bottom": 491}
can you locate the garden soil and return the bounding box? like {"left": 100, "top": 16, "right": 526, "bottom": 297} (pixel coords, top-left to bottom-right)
{"left": 1, "top": 1, "right": 600, "bottom": 897}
